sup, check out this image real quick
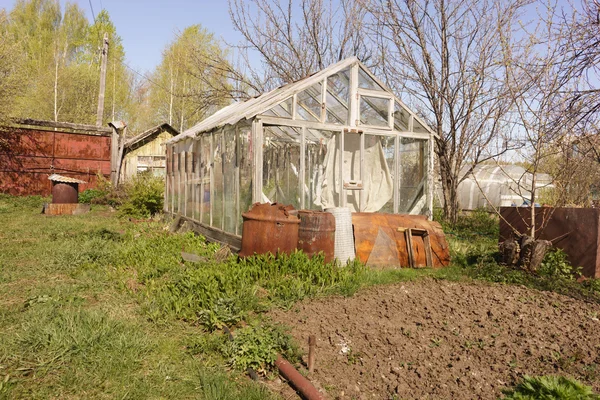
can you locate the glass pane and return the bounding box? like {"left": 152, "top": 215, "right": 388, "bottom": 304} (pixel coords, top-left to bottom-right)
{"left": 326, "top": 69, "right": 350, "bottom": 125}
{"left": 296, "top": 83, "right": 322, "bottom": 121}
{"left": 413, "top": 117, "right": 428, "bottom": 133}
{"left": 366, "top": 135, "right": 396, "bottom": 213}
{"left": 262, "top": 126, "right": 302, "bottom": 208}
{"left": 305, "top": 129, "right": 335, "bottom": 209}
{"left": 223, "top": 129, "right": 237, "bottom": 234}
{"left": 394, "top": 102, "right": 410, "bottom": 131}
{"left": 201, "top": 135, "right": 211, "bottom": 226}
{"left": 178, "top": 152, "right": 185, "bottom": 214}
{"left": 265, "top": 96, "right": 293, "bottom": 118}
{"left": 185, "top": 150, "right": 194, "bottom": 219}
{"left": 399, "top": 137, "right": 427, "bottom": 214}
{"left": 239, "top": 127, "right": 253, "bottom": 233}
{"left": 173, "top": 151, "right": 180, "bottom": 214}
{"left": 358, "top": 67, "right": 384, "bottom": 91}
{"left": 213, "top": 132, "right": 224, "bottom": 230}
{"left": 192, "top": 142, "right": 201, "bottom": 221}
{"left": 360, "top": 96, "right": 390, "bottom": 127}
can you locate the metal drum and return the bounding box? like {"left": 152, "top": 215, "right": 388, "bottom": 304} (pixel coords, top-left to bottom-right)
{"left": 297, "top": 210, "right": 335, "bottom": 263}
{"left": 239, "top": 203, "right": 300, "bottom": 257}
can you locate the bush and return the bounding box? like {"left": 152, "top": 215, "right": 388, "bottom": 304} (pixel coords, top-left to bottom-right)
{"left": 118, "top": 172, "right": 164, "bottom": 218}
{"left": 502, "top": 375, "right": 599, "bottom": 399}
{"left": 78, "top": 188, "right": 106, "bottom": 204}
{"left": 538, "top": 249, "right": 581, "bottom": 281}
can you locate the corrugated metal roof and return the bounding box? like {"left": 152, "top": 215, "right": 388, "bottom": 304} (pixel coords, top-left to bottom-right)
{"left": 48, "top": 174, "right": 87, "bottom": 184}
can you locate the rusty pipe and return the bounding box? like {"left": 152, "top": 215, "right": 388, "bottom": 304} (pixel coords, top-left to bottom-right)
{"left": 275, "top": 355, "right": 324, "bottom": 400}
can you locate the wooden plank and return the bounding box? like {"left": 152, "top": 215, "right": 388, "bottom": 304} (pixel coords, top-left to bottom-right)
{"left": 177, "top": 215, "right": 242, "bottom": 251}
{"left": 12, "top": 118, "right": 112, "bottom": 134}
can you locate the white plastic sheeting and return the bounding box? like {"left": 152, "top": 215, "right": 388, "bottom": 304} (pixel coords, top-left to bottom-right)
{"left": 456, "top": 164, "right": 554, "bottom": 210}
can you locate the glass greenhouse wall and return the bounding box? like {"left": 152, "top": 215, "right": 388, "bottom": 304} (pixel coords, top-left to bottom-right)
{"left": 164, "top": 57, "right": 435, "bottom": 238}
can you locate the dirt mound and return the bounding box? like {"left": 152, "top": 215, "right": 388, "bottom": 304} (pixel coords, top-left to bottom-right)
{"left": 269, "top": 279, "right": 600, "bottom": 399}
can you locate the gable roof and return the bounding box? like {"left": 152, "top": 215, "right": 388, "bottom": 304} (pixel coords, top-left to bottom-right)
{"left": 167, "top": 57, "right": 433, "bottom": 144}
{"left": 124, "top": 123, "right": 178, "bottom": 153}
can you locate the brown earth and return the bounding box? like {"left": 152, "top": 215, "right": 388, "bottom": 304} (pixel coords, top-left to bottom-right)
{"left": 269, "top": 279, "right": 600, "bottom": 399}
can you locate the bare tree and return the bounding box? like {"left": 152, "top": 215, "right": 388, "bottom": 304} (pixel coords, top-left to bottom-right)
{"left": 368, "top": 0, "right": 525, "bottom": 223}
{"left": 228, "top": 0, "right": 374, "bottom": 92}
{"left": 496, "top": 1, "right": 596, "bottom": 240}
{"left": 559, "top": 0, "right": 600, "bottom": 130}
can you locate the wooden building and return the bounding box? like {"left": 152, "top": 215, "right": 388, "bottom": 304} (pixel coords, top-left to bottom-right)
{"left": 119, "top": 123, "right": 178, "bottom": 181}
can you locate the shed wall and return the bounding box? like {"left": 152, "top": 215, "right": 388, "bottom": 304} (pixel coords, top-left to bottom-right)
{"left": 0, "top": 126, "right": 111, "bottom": 196}
{"left": 121, "top": 131, "right": 172, "bottom": 181}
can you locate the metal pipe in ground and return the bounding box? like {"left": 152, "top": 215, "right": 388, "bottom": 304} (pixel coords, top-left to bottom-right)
{"left": 275, "top": 355, "right": 324, "bottom": 400}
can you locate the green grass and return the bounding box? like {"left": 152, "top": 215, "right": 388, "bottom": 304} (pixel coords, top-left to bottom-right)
{"left": 0, "top": 194, "right": 277, "bottom": 399}
{"left": 1, "top": 196, "right": 599, "bottom": 398}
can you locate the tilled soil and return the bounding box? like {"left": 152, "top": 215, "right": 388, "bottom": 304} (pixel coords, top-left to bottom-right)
{"left": 269, "top": 279, "right": 600, "bottom": 399}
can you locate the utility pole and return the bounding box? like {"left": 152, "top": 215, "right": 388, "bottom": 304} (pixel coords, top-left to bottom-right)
{"left": 96, "top": 33, "right": 109, "bottom": 127}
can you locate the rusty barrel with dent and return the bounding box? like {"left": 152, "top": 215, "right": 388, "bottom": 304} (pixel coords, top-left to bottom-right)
{"left": 239, "top": 202, "right": 300, "bottom": 257}
{"left": 297, "top": 210, "right": 336, "bottom": 263}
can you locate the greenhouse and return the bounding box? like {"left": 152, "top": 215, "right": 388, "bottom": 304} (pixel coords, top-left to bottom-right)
{"left": 164, "top": 57, "right": 435, "bottom": 242}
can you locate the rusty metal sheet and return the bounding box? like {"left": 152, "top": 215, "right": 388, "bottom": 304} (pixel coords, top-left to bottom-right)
{"left": 352, "top": 213, "right": 450, "bottom": 268}
{"left": 0, "top": 126, "right": 112, "bottom": 196}
{"left": 500, "top": 207, "right": 600, "bottom": 278}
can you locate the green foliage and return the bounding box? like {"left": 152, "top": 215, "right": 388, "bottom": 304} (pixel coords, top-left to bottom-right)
{"left": 439, "top": 207, "right": 500, "bottom": 240}
{"left": 148, "top": 24, "right": 231, "bottom": 131}
{"left": 138, "top": 249, "right": 367, "bottom": 329}
{"left": 539, "top": 249, "right": 581, "bottom": 281}
{"left": 221, "top": 322, "right": 299, "bottom": 372}
{"left": 503, "top": 375, "right": 599, "bottom": 399}
{"left": 78, "top": 188, "right": 105, "bottom": 204}
{"left": 117, "top": 173, "right": 164, "bottom": 218}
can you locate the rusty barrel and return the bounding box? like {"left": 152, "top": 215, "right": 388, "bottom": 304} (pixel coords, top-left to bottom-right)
{"left": 51, "top": 182, "right": 79, "bottom": 204}
{"left": 297, "top": 210, "right": 335, "bottom": 263}
{"left": 239, "top": 203, "right": 300, "bottom": 257}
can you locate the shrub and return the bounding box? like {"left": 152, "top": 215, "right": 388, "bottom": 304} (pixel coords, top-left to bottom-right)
{"left": 538, "top": 249, "right": 581, "bottom": 281}
{"left": 118, "top": 172, "right": 164, "bottom": 218}
{"left": 502, "top": 375, "right": 599, "bottom": 399}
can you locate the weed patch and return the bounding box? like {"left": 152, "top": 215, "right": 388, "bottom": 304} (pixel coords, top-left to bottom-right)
{"left": 502, "top": 375, "right": 599, "bottom": 399}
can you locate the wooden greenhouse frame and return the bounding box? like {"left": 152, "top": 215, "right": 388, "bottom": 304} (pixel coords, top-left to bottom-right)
{"left": 164, "top": 57, "right": 436, "bottom": 248}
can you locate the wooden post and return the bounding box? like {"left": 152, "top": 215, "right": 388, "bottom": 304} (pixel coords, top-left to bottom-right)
{"left": 96, "top": 33, "right": 109, "bottom": 127}
{"left": 308, "top": 335, "right": 316, "bottom": 373}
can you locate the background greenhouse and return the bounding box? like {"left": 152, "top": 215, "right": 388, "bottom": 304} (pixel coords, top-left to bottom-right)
{"left": 164, "top": 57, "right": 436, "bottom": 239}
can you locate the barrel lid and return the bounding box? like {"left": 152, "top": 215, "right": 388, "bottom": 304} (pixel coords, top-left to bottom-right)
{"left": 242, "top": 202, "right": 300, "bottom": 223}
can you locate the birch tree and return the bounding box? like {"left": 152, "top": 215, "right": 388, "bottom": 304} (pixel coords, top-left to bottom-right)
{"left": 147, "top": 25, "right": 231, "bottom": 131}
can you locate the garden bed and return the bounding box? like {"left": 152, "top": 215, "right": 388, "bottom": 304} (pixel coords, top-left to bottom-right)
{"left": 270, "top": 279, "right": 600, "bottom": 399}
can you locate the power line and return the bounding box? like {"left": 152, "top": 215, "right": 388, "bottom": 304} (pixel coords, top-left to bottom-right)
{"left": 88, "top": 0, "right": 96, "bottom": 24}
{"left": 121, "top": 61, "right": 172, "bottom": 94}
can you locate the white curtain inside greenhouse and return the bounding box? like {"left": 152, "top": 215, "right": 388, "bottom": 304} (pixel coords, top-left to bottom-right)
{"left": 317, "top": 133, "right": 393, "bottom": 212}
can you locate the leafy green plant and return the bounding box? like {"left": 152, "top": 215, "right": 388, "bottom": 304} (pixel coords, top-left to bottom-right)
{"left": 78, "top": 188, "right": 106, "bottom": 204}
{"left": 539, "top": 249, "right": 581, "bottom": 281}
{"left": 118, "top": 172, "right": 164, "bottom": 218}
{"left": 502, "top": 375, "right": 599, "bottom": 399}
{"left": 139, "top": 249, "right": 367, "bottom": 329}
{"left": 221, "top": 323, "right": 299, "bottom": 372}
